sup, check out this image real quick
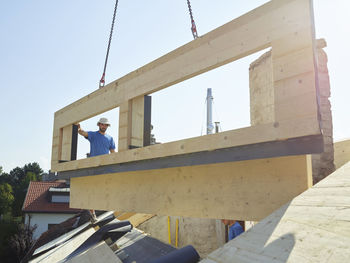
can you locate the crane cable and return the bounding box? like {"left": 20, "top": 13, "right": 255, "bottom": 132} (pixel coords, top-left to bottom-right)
{"left": 186, "top": 0, "right": 199, "bottom": 39}
{"left": 99, "top": 0, "right": 119, "bottom": 89}
{"left": 99, "top": 0, "right": 198, "bottom": 88}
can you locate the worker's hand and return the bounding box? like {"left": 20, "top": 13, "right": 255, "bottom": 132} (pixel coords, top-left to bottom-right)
{"left": 76, "top": 123, "right": 82, "bottom": 132}
{"left": 77, "top": 124, "right": 88, "bottom": 138}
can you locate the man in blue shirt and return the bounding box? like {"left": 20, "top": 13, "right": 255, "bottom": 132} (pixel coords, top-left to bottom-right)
{"left": 77, "top": 117, "right": 115, "bottom": 222}
{"left": 222, "top": 219, "right": 244, "bottom": 241}
{"left": 77, "top": 117, "right": 116, "bottom": 157}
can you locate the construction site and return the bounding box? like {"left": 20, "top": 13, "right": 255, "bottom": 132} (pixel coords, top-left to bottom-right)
{"left": 16, "top": 0, "right": 350, "bottom": 262}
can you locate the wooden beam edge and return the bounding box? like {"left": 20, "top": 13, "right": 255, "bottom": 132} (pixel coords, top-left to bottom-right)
{"left": 53, "top": 116, "right": 320, "bottom": 172}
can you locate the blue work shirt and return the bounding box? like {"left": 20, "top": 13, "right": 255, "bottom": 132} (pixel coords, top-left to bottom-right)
{"left": 86, "top": 131, "right": 115, "bottom": 157}
{"left": 228, "top": 222, "right": 244, "bottom": 240}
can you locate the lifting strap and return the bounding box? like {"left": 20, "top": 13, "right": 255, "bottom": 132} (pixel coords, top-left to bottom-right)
{"left": 99, "top": 0, "right": 199, "bottom": 89}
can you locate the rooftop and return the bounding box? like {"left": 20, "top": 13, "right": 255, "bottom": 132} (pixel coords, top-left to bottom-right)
{"left": 22, "top": 181, "right": 82, "bottom": 214}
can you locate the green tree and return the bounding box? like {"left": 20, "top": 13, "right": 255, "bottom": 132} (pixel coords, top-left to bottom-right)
{"left": 0, "top": 163, "right": 44, "bottom": 216}
{"left": 0, "top": 163, "right": 43, "bottom": 261}
{"left": 0, "top": 220, "right": 19, "bottom": 262}
{"left": 23, "top": 163, "right": 43, "bottom": 181}
{"left": 0, "top": 183, "right": 14, "bottom": 216}
{"left": 0, "top": 167, "right": 11, "bottom": 185}
{"left": 9, "top": 167, "right": 25, "bottom": 186}
{"left": 10, "top": 163, "right": 43, "bottom": 216}
{"left": 21, "top": 172, "right": 37, "bottom": 187}
{"left": 9, "top": 223, "right": 37, "bottom": 263}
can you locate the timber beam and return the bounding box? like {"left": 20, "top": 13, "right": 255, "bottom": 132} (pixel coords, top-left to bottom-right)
{"left": 59, "top": 134, "right": 323, "bottom": 179}
{"left": 70, "top": 155, "right": 313, "bottom": 221}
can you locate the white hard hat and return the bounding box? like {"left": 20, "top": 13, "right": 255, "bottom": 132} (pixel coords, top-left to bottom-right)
{"left": 97, "top": 117, "right": 110, "bottom": 126}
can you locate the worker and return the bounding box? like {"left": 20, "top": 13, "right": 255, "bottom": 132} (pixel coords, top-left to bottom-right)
{"left": 77, "top": 117, "right": 116, "bottom": 157}
{"left": 222, "top": 219, "right": 244, "bottom": 241}
{"left": 77, "top": 117, "right": 116, "bottom": 222}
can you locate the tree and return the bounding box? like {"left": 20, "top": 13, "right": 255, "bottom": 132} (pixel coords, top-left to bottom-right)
{"left": 0, "top": 163, "right": 43, "bottom": 261}
{"left": 9, "top": 223, "right": 37, "bottom": 263}
{"left": 9, "top": 167, "right": 25, "bottom": 185}
{"left": 12, "top": 163, "right": 43, "bottom": 216}
{"left": 23, "top": 163, "right": 43, "bottom": 181}
{"left": 0, "top": 220, "right": 19, "bottom": 262}
{"left": 0, "top": 183, "right": 14, "bottom": 216}
{"left": 0, "top": 163, "right": 44, "bottom": 217}
{"left": 11, "top": 172, "right": 38, "bottom": 217}
{"left": 8, "top": 162, "right": 43, "bottom": 186}
{"left": 0, "top": 167, "right": 11, "bottom": 185}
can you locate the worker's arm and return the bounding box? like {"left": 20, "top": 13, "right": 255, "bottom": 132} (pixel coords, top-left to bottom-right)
{"left": 110, "top": 138, "right": 116, "bottom": 154}
{"left": 77, "top": 124, "right": 88, "bottom": 138}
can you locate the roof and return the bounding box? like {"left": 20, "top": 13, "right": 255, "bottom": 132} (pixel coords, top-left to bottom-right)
{"left": 24, "top": 211, "right": 91, "bottom": 262}
{"left": 24, "top": 210, "right": 112, "bottom": 262}
{"left": 22, "top": 181, "right": 82, "bottom": 213}
{"left": 26, "top": 211, "right": 188, "bottom": 263}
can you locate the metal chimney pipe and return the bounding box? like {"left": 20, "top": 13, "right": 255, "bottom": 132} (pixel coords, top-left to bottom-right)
{"left": 206, "top": 88, "right": 214, "bottom": 134}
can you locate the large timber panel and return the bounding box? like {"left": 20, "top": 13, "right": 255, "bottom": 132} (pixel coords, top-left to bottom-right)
{"left": 200, "top": 162, "right": 350, "bottom": 263}
{"left": 70, "top": 155, "right": 312, "bottom": 221}
{"left": 51, "top": 0, "right": 321, "bottom": 173}
{"left": 334, "top": 139, "right": 350, "bottom": 169}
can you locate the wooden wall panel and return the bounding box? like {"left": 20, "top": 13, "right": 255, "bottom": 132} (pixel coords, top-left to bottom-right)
{"left": 51, "top": 128, "right": 60, "bottom": 170}
{"left": 272, "top": 45, "right": 318, "bottom": 122}
{"left": 51, "top": 0, "right": 321, "bottom": 174}
{"left": 274, "top": 72, "right": 316, "bottom": 101}
{"left": 249, "top": 51, "right": 274, "bottom": 126}
{"left": 55, "top": 117, "right": 319, "bottom": 172}
{"left": 53, "top": 0, "right": 315, "bottom": 128}
{"left": 70, "top": 155, "right": 312, "bottom": 221}
{"left": 118, "top": 97, "right": 147, "bottom": 151}
{"left": 130, "top": 96, "right": 145, "bottom": 148}
{"left": 118, "top": 102, "right": 131, "bottom": 152}
{"left": 201, "top": 161, "right": 350, "bottom": 263}
{"left": 272, "top": 46, "right": 314, "bottom": 82}
{"left": 334, "top": 139, "right": 350, "bottom": 169}
{"left": 61, "top": 125, "right": 73, "bottom": 161}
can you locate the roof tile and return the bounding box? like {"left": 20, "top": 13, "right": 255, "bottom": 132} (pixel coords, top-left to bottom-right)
{"left": 22, "top": 181, "right": 82, "bottom": 213}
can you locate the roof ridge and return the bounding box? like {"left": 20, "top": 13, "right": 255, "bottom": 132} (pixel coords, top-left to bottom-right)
{"left": 22, "top": 181, "right": 33, "bottom": 211}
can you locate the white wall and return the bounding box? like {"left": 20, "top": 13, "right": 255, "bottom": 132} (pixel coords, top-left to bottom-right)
{"left": 25, "top": 213, "right": 75, "bottom": 239}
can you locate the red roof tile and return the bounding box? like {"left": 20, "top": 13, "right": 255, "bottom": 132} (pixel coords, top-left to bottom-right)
{"left": 22, "top": 181, "right": 82, "bottom": 213}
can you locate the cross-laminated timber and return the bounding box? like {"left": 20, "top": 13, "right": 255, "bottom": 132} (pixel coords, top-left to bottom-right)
{"left": 200, "top": 161, "right": 350, "bottom": 263}
{"left": 70, "top": 155, "right": 312, "bottom": 221}
{"left": 334, "top": 139, "right": 350, "bottom": 169}
{"left": 51, "top": 0, "right": 321, "bottom": 173}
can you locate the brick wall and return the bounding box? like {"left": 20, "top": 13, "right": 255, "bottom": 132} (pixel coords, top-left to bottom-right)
{"left": 312, "top": 39, "right": 335, "bottom": 183}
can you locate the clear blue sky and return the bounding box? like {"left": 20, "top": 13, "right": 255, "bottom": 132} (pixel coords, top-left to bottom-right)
{"left": 0, "top": 0, "right": 349, "bottom": 173}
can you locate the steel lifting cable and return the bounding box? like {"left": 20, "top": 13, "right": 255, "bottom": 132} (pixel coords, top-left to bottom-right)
{"left": 99, "top": 0, "right": 119, "bottom": 88}
{"left": 186, "top": 0, "right": 198, "bottom": 39}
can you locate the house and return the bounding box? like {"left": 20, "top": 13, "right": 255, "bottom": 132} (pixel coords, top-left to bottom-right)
{"left": 22, "top": 181, "right": 82, "bottom": 239}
